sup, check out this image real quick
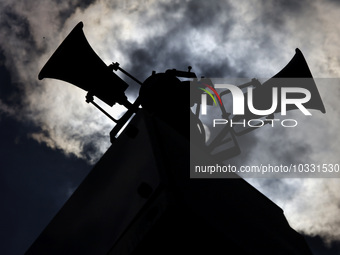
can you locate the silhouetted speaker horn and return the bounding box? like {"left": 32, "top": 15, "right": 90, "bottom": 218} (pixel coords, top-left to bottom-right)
{"left": 38, "top": 21, "right": 129, "bottom": 107}
{"left": 230, "top": 48, "right": 326, "bottom": 124}
{"left": 38, "top": 22, "right": 142, "bottom": 139}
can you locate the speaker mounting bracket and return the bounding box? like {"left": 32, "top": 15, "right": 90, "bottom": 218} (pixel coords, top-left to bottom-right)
{"left": 85, "top": 93, "right": 118, "bottom": 123}
{"left": 109, "top": 62, "right": 143, "bottom": 86}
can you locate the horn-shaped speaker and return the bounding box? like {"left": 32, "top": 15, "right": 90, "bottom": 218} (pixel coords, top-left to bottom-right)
{"left": 38, "top": 22, "right": 128, "bottom": 106}
{"left": 240, "top": 48, "right": 325, "bottom": 120}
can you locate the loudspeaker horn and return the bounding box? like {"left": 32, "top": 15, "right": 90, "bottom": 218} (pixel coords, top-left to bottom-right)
{"left": 38, "top": 22, "right": 128, "bottom": 107}
{"left": 240, "top": 48, "right": 326, "bottom": 120}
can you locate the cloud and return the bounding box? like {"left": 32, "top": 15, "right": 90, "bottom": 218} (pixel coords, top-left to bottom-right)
{"left": 0, "top": 0, "right": 340, "bottom": 246}
{"left": 0, "top": 98, "right": 17, "bottom": 117}
{"left": 249, "top": 178, "right": 340, "bottom": 244}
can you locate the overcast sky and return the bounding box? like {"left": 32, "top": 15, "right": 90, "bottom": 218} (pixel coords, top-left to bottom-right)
{"left": 1, "top": 0, "right": 340, "bottom": 254}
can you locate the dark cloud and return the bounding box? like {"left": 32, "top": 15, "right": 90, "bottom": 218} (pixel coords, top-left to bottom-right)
{"left": 81, "top": 132, "right": 111, "bottom": 162}
{"left": 0, "top": 7, "right": 38, "bottom": 66}
{"left": 1, "top": 8, "right": 30, "bottom": 39}
{"left": 121, "top": 0, "right": 238, "bottom": 81}
{"left": 183, "top": 0, "right": 234, "bottom": 28}
{"left": 268, "top": 140, "right": 311, "bottom": 164}
{"left": 0, "top": 60, "right": 21, "bottom": 106}
{"left": 257, "top": 0, "right": 308, "bottom": 29}
{"left": 257, "top": 179, "right": 299, "bottom": 200}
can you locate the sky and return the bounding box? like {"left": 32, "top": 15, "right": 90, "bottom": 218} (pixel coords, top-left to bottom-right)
{"left": 0, "top": 0, "right": 340, "bottom": 254}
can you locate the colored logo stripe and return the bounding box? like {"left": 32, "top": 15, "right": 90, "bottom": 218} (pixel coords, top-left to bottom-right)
{"left": 199, "top": 87, "right": 217, "bottom": 106}
{"left": 203, "top": 84, "right": 223, "bottom": 106}
{"left": 197, "top": 83, "right": 223, "bottom": 106}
